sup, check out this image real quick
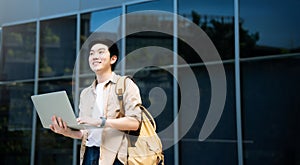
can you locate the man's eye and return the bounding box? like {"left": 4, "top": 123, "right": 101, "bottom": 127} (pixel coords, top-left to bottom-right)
{"left": 99, "top": 51, "right": 105, "bottom": 54}
{"left": 89, "top": 52, "right": 94, "bottom": 56}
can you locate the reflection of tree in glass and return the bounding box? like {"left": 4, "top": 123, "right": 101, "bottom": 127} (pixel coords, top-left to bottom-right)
{"left": 39, "top": 26, "right": 61, "bottom": 76}
{"left": 39, "top": 56, "right": 53, "bottom": 75}
{"left": 191, "top": 10, "right": 259, "bottom": 59}
{"left": 0, "top": 84, "right": 31, "bottom": 164}
{"left": 7, "top": 32, "right": 23, "bottom": 45}
{"left": 42, "top": 27, "right": 60, "bottom": 46}
{"left": 5, "top": 24, "right": 36, "bottom": 60}
{"left": 191, "top": 10, "right": 298, "bottom": 58}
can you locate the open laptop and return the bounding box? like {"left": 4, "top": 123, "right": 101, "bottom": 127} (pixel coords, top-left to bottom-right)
{"left": 31, "top": 91, "right": 99, "bottom": 130}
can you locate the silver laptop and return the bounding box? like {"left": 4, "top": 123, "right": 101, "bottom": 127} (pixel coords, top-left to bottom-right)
{"left": 31, "top": 91, "right": 98, "bottom": 130}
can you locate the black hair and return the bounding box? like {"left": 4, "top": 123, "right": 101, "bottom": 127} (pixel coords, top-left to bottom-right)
{"left": 88, "top": 39, "right": 119, "bottom": 71}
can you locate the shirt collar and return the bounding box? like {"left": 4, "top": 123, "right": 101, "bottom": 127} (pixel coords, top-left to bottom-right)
{"left": 110, "top": 72, "right": 119, "bottom": 84}
{"left": 90, "top": 72, "right": 119, "bottom": 93}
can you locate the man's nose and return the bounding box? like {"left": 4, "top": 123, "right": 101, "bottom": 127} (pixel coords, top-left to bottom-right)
{"left": 93, "top": 53, "right": 102, "bottom": 59}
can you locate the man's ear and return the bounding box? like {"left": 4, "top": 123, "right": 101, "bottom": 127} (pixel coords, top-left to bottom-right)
{"left": 110, "top": 55, "right": 117, "bottom": 64}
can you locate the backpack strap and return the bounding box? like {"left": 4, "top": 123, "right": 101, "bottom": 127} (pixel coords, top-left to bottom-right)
{"left": 140, "top": 105, "right": 156, "bottom": 130}
{"left": 115, "top": 76, "right": 128, "bottom": 117}
{"left": 116, "top": 76, "right": 156, "bottom": 128}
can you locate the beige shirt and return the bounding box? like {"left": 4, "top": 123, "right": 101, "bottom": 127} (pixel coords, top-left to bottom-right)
{"left": 79, "top": 72, "right": 142, "bottom": 165}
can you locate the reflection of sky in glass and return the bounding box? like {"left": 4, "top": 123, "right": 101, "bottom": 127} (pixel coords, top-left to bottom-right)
{"left": 89, "top": 0, "right": 299, "bottom": 49}
{"left": 126, "top": 0, "right": 173, "bottom": 13}
{"left": 90, "top": 8, "right": 122, "bottom": 32}
{"left": 240, "top": 0, "right": 300, "bottom": 49}
{"left": 179, "top": 0, "right": 300, "bottom": 49}
{"left": 179, "top": 0, "right": 233, "bottom": 16}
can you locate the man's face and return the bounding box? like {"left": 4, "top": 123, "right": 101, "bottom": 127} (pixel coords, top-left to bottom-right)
{"left": 88, "top": 43, "right": 114, "bottom": 73}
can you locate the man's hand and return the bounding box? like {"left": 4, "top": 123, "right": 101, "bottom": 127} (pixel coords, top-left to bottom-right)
{"left": 77, "top": 117, "right": 102, "bottom": 127}
{"left": 49, "top": 115, "right": 71, "bottom": 136}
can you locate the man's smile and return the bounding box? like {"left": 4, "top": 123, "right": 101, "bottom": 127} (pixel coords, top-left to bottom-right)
{"left": 92, "top": 60, "right": 102, "bottom": 65}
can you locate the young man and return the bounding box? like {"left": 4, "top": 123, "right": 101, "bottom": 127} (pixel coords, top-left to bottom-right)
{"left": 49, "top": 39, "right": 142, "bottom": 165}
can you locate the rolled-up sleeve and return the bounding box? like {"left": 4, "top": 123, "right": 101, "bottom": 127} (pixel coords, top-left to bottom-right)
{"left": 123, "top": 78, "right": 142, "bottom": 121}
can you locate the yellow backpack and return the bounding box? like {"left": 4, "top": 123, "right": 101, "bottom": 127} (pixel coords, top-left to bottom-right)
{"left": 116, "top": 76, "right": 164, "bottom": 165}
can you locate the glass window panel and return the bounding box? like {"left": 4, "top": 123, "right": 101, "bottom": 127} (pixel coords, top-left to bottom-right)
{"left": 81, "top": 8, "right": 122, "bottom": 42}
{"left": 241, "top": 56, "right": 300, "bottom": 164}
{"left": 1, "top": 23, "right": 36, "bottom": 81}
{"left": 125, "top": 0, "right": 173, "bottom": 54}
{"left": 129, "top": 67, "right": 174, "bottom": 132}
{"left": 180, "top": 142, "right": 237, "bottom": 164}
{"left": 40, "top": 16, "right": 76, "bottom": 78}
{"left": 178, "top": 63, "right": 237, "bottom": 164}
{"left": 178, "top": 0, "right": 234, "bottom": 61}
{"left": 178, "top": 0, "right": 236, "bottom": 164}
{"left": 78, "top": 9, "right": 124, "bottom": 164}
{"left": 80, "top": 8, "right": 122, "bottom": 76}
{"left": 128, "top": 67, "right": 175, "bottom": 165}
{"left": 240, "top": 0, "right": 300, "bottom": 57}
{"left": 125, "top": 0, "right": 174, "bottom": 68}
{"left": 35, "top": 79, "right": 74, "bottom": 165}
{"left": 0, "top": 82, "right": 34, "bottom": 164}
{"left": 126, "top": 1, "right": 174, "bottom": 163}
{"left": 241, "top": 1, "right": 300, "bottom": 164}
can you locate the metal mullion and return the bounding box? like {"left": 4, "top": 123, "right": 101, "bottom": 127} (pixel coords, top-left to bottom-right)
{"left": 30, "top": 19, "right": 40, "bottom": 165}
{"left": 234, "top": 0, "right": 244, "bottom": 164}
{"left": 121, "top": 3, "right": 126, "bottom": 75}
{"left": 72, "top": 13, "right": 81, "bottom": 165}
{"left": 173, "top": 0, "right": 179, "bottom": 165}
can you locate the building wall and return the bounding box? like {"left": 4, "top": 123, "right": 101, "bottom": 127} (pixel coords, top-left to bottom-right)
{"left": 0, "top": 0, "right": 299, "bottom": 165}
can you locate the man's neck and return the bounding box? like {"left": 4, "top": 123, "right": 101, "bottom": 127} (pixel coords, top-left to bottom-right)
{"left": 96, "top": 71, "right": 113, "bottom": 83}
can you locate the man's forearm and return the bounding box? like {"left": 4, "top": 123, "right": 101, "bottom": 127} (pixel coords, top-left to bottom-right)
{"left": 63, "top": 129, "right": 83, "bottom": 139}
{"left": 106, "top": 117, "right": 140, "bottom": 131}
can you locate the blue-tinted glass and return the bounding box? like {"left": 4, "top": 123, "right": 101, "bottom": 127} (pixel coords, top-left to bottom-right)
{"left": 1, "top": 23, "right": 36, "bottom": 81}
{"left": 0, "top": 82, "right": 34, "bottom": 164}
{"left": 240, "top": 0, "right": 300, "bottom": 57}
{"left": 125, "top": 0, "right": 174, "bottom": 67}
{"left": 240, "top": 0, "right": 300, "bottom": 164}
{"left": 241, "top": 57, "right": 300, "bottom": 164}
{"left": 81, "top": 8, "right": 122, "bottom": 37}
{"left": 126, "top": 1, "right": 174, "bottom": 163}
{"left": 35, "top": 79, "right": 74, "bottom": 165}
{"left": 179, "top": 0, "right": 234, "bottom": 61}
{"left": 40, "top": 16, "right": 76, "bottom": 78}
{"left": 178, "top": 0, "right": 237, "bottom": 164}
{"left": 80, "top": 8, "right": 122, "bottom": 75}
{"left": 177, "top": 63, "right": 237, "bottom": 164}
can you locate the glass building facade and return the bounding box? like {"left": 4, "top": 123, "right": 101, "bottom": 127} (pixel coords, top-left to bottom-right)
{"left": 0, "top": 0, "right": 299, "bottom": 165}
